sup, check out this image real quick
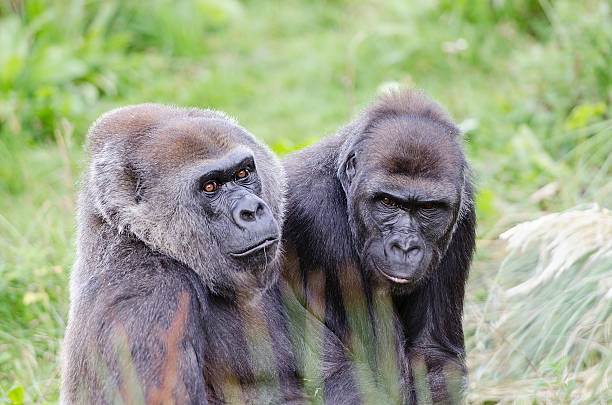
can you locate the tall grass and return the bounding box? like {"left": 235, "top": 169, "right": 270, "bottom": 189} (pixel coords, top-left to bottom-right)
{"left": 1, "top": 0, "right": 611, "bottom": 403}
{"left": 466, "top": 206, "right": 612, "bottom": 404}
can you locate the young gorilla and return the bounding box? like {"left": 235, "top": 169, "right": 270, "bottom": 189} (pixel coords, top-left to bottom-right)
{"left": 61, "top": 104, "right": 302, "bottom": 404}
{"left": 281, "top": 90, "right": 476, "bottom": 404}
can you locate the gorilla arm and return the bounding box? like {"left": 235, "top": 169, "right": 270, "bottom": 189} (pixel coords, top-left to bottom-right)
{"left": 277, "top": 274, "right": 393, "bottom": 405}
{"left": 61, "top": 260, "right": 210, "bottom": 405}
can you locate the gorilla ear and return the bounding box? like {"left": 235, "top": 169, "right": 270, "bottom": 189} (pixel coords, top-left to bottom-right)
{"left": 337, "top": 152, "right": 356, "bottom": 194}
{"left": 345, "top": 153, "right": 356, "bottom": 181}
{"left": 89, "top": 143, "right": 141, "bottom": 233}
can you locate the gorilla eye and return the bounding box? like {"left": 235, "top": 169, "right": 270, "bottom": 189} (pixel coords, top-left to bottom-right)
{"left": 382, "top": 197, "right": 396, "bottom": 207}
{"left": 203, "top": 181, "right": 218, "bottom": 193}
{"left": 236, "top": 168, "right": 249, "bottom": 179}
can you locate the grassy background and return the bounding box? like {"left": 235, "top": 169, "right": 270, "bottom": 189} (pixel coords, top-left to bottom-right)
{"left": 1, "top": 0, "right": 611, "bottom": 403}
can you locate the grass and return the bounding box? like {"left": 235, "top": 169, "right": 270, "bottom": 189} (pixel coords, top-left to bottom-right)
{"left": 0, "top": 0, "right": 611, "bottom": 403}
{"left": 465, "top": 206, "right": 612, "bottom": 403}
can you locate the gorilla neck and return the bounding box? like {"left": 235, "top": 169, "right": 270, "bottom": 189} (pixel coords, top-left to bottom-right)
{"left": 206, "top": 273, "right": 269, "bottom": 302}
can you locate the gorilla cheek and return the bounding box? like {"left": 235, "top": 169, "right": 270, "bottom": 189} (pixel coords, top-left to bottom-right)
{"left": 361, "top": 237, "right": 385, "bottom": 268}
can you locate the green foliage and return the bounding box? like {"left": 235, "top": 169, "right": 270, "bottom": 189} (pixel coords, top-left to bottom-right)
{"left": 0, "top": 0, "right": 611, "bottom": 403}
{"left": 438, "top": 0, "right": 548, "bottom": 37}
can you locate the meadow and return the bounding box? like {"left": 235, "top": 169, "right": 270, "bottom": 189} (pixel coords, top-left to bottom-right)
{"left": 0, "top": 0, "right": 611, "bottom": 403}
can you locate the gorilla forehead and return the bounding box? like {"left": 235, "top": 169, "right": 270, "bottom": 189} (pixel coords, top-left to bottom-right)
{"left": 363, "top": 116, "right": 465, "bottom": 182}
{"left": 137, "top": 118, "right": 252, "bottom": 171}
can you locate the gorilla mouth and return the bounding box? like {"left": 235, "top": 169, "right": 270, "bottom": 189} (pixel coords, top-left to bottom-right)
{"left": 370, "top": 259, "right": 414, "bottom": 284}
{"left": 377, "top": 269, "right": 412, "bottom": 284}
{"left": 230, "top": 238, "right": 279, "bottom": 258}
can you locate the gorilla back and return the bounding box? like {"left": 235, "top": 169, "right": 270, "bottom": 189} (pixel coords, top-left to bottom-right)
{"left": 61, "top": 104, "right": 301, "bottom": 404}
{"left": 281, "top": 90, "right": 476, "bottom": 404}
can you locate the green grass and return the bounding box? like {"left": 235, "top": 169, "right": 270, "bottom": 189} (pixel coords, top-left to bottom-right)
{"left": 1, "top": 0, "right": 611, "bottom": 403}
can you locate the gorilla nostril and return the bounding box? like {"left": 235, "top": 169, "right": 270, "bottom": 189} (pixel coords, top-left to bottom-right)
{"left": 406, "top": 246, "right": 422, "bottom": 262}
{"left": 391, "top": 242, "right": 404, "bottom": 256}
{"left": 406, "top": 245, "right": 420, "bottom": 256}
{"left": 240, "top": 210, "right": 256, "bottom": 222}
{"left": 232, "top": 195, "right": 273, "bottom": 229}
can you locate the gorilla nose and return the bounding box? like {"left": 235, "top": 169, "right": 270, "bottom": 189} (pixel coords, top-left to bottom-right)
{"left": 385, "top": 235, "right": 423, "bottom": 265}
{"left": 232, "top": 194, "right": 274, "bottom": 231}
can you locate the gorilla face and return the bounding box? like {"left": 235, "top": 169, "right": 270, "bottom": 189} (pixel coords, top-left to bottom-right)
{"left": 357, "top": 177, "right": 458, "bottom": 285}
{"left": 342, "top": 116, "right": 465, "bottom": 289}
{"left": 193, "top": 148, "right": 280, "bottom": 266}
{"left": 108, "top": 116, "right": 285, "bottom": 293}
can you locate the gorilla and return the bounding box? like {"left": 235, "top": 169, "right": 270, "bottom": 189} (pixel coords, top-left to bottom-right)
{"left": 61, "top": 104, "right": 303, "bottom": 404}
{"left": 281, "top": 90, "right": 476, "bottom": 404}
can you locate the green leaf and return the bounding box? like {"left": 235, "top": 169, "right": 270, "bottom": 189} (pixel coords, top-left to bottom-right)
{"left": 565, "top": 102, "right": 607, "bottom": 130}
{"left": 7, "top": 386, "right": 24, "bottom": 404}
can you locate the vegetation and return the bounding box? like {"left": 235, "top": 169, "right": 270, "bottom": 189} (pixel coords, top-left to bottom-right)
{"left": 466, "top": 206, "right": 612, "bottom": 403}
{"left": 0, "top": 0, "right": 610, "bottom": 403}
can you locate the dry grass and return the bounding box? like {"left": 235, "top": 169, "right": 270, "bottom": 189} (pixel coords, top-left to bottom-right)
{"left": 466, "top": 206, "right": 612, "bottom": 404}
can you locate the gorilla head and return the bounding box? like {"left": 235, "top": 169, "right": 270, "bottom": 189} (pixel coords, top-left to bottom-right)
{"left": 337, "top": 91, "right": 471, "bottom": 290}
{"left": 85, "top": 104, "right": 285, "bottom": 294}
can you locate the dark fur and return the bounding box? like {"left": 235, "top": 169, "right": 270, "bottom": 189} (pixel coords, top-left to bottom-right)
{"left": 61, "top": 104, "right": 303, "bottom": 404}
{"left": 281, "top": 90, "right": 476, "bottom": 404}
